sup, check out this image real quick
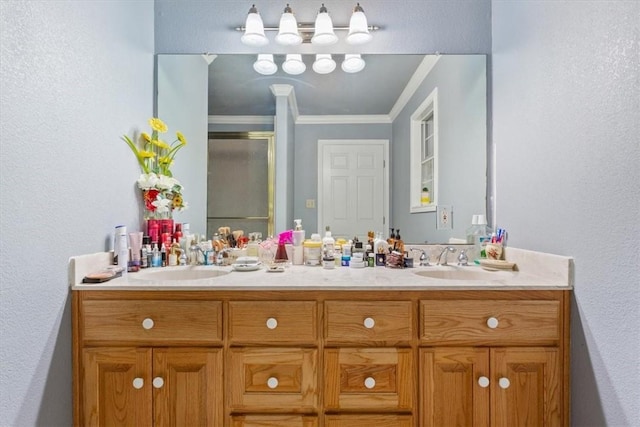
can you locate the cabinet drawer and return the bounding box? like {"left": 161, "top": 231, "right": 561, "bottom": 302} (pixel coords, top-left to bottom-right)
{"left": 231, "top": 415, "right": 318, "bottom": 427}
{"left": 228, "top": 348, "right": 318, "bottom": 412}
{"left": 82, "top": 299, "right": 222, "bottom": 345}
{"left": 324, "top": 301, "right": 413, "bottom": 345}
{"left": 324, "top": 348, "right": 414, "bottom": 411}
{"left": 420, "top": 299, "right": 560, "bottom": 345}
{"left": 229, "top": 301, "right": 317, "bottom": 344}
{"left": 325, "top": 414, "right": 414, "bottom": 427}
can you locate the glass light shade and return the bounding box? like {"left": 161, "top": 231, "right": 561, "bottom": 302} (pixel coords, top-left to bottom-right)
{"left": 253, "top": 54, "right": 277, "bottom": 75}
{"left": 275, "top": 8, "right": 302, "bottom": 45}
{"left": 312, "top": 54, "right": 336, "bottom": 74}
{"left": 241, "top": 7, "right": 268, "bottom": 46}
{"left": 282, "top": 54, "right": 306, "bottom": 75}
{"left": 342, "top": 54, "right": 366, "bottom": 73}
{"left": 347, "top": 5, "right": 372, "bottom": 45}
{"left": 311, "top": 8, "right": 338, "bottom": 45}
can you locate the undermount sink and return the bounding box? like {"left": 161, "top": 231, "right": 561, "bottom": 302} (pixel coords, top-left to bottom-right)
{"left": 129, "top": 266, "right": 230, "bottom": 282}
{"left": 414, "top": 267, "right": 513, "bottom": 281}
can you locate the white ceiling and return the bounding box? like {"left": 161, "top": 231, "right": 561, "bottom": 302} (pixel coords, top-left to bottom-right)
{"left": 208, "top": 54, "right": 427, "bottom": 117}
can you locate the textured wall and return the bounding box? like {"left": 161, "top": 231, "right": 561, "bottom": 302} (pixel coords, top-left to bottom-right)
{"left": 0, "top": 1, "right": 154, "bottom": 425}
{"left": 492, "top": 1, "right": 640, "bottom": 425}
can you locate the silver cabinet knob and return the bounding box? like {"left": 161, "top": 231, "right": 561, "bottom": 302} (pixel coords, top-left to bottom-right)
{"left": 363, "top": 317, "right": 375, "bottom": 329}
{"left": 499, "top": 377, "right": 511, "bottom": 389}
{"left": 142, "top": 318, "right": 154, "bottom": 330}
{"left": 267, "top": 377, "right": 279, "bottom": 389}
{"left": 266, "top": 318, "right": 278, "bottom": 330}
{"left": 486, "top": 317, "right": 499, "bottom": 329}
{"left": 152, "top": 377, "right": 164, "bottom": 388}
{"left": 364, "top": 377, "right": 376, "bottom": 389}
{"left": 478, "top": 376, "right": 490, "bottom": 388}
{"left": 132, "top": 377, "right": 144, "bottom": 389}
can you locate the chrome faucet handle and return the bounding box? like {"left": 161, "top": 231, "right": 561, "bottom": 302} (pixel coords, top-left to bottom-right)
{"left": 457, "top": 249, "right": 469, "bottom": 266}
{"left": 437, "top": 246, "right": 457, "bottom": 266}
{"left": 410, "top": 248, "right": 430, "bottom": 266}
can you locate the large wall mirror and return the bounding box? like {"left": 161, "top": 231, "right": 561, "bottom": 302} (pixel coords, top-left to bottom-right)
{"left": 157, "top": 54, "right": 488, "bottom": 243}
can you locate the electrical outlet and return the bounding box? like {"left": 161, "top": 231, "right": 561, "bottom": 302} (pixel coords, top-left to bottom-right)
{"left": 436, "top": 205, "right": 452, "bottom": 230}
{"left": 305, "top": 199, "right": 316, "bottom": 209}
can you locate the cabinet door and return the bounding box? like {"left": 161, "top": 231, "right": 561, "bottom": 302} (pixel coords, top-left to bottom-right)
{"left": 492, "top": 347, "right": 561, "bottom": 427}
{"left": 324, "top": 348, "right": 413, "bottom": 411}
{"left": 421, "top": 348, "right": 490, "bottom": 427}
{"left": 325, "top": 414, "right": 413, "bottom": 427}
{"left": 82, "top": 347, "right": 152, "bottom": 426}
{"left": 153, "top": 348, "right": 223, "bottom": 427}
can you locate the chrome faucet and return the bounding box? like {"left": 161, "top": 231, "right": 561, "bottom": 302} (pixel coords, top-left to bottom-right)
{"left": 457, "top": 249, "right": 469, "bottom": 266}
{"left": 437, "top": 246, "right": 457, "bottom": 266}
{"left": 410, "top": 248, "right": 430, "bottom": 266}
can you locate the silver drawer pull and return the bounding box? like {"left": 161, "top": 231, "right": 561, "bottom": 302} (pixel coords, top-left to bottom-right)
{"left": 267, "top": 377, "right": 279, "bottom": 389}
{"left": 266, "top": 317, "right": 278, "bottom": 330}
{"left": 142, "top": 318, "right": 154, "bottom": 330}
{"left": 364, "top": 377, "right": 376, "bottom": 389}
{"left": 152, "top": 377, "right": 164, "bottom": 389}
{"left": 132, "top": 377, "right": 144, "bottom": 389}
{"left": 363, "top": 317, "right": 375, "bottom": 329}
{"left": 478, "top": 376, "right": 490, "bottom": 388}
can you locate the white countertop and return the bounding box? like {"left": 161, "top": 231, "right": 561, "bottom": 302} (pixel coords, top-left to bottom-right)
{"left": 69, "top": 247, "right": 573, "bottom": 291}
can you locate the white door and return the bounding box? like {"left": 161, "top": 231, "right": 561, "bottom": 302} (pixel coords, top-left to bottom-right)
{"left": 318, "top": 140, "right": 389, "bottom": 240}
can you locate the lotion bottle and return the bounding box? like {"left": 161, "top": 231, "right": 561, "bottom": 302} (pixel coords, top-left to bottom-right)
{"left": 322, "top": 226, "right": 335, "bottom": 258}
{"left": 292, "top": 219, "right": 305, "bottom": 265}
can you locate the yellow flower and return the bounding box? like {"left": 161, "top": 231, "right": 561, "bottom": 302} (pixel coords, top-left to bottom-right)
{"left": 159, "top": 156, "right": 173, "bottom": 165}
{"left": 177, "top": 131, "right": 187, "bottom": 145}
{"left": 149, "top": 117, "right": 168, "bottom": 133}
{"left": 139, "top": 150, "right": 155, "bottom": 158}
{"left": 152, "top": 139, "right": 171, "bottom": 150}
{"left": 172, "top": 193, "right": 183, "bottom": 208}
{"left": 141, "top": 132, "right": 151, "bottom": 142}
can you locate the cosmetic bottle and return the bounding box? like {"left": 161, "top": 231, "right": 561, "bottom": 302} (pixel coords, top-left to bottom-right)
{"left": 151, "top": 243, "right": 161, "bottom": 267}
{"left": 141, "top": 236, "right": 150, "bottom": 268}
{"left": 116, "top": 226, "right": 129, "bottom": 275}
{"left": 322, "top": 226, "right": 335, "bottom": 259}
{"left": 292, "top": 219, "right": 305, "bottom": 265}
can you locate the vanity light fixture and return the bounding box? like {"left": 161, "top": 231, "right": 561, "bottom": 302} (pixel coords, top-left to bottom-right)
{"left": 311, "top": 4, "right": 338, "bottom": 45}
{"left": 341, "top": 54, "right": 366, "bottom": 73}
{"left": 312, "top": 54, "right": 336, "bottom": 74}
{"left": 252, "top": 54, "right": 365, "bottom": 75}
{"left": 275, "top": 4, "right": 302, "bottom": 45}
{"left": 237, "top": 3, "right": 378, "bottom": 45}
{"left": 346, "top": 3, "right": 373, "bottom": 45}
{"left": 253, "top": 54, "right": 278, "bottom": 75}
{"left": 240, "top": 5, "right": 268, "bottom": 47}
{"left": 282, "top": 54, "right": 306, "bottom": 75}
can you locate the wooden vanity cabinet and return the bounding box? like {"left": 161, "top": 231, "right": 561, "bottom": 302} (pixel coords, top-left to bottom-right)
{"left": 419, "top": 293, "right": 568, "bottom": 427}
{"left": 73, "top": 289, "right": 569, "bottom": 427}
{"left": 73, "top": 292, "right": 224, "bottom": 427}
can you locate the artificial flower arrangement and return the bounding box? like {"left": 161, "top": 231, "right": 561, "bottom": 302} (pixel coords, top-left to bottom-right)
{"left": 122, "top": 117, "right": 188, "bottom": 219}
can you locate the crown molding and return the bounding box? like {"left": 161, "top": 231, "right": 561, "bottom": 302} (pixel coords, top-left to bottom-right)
{"left": 296, "top": 115, "right": 392, "bottom": 125}
{"left": 388, "top": 55, "right": 441, "bottom": 121}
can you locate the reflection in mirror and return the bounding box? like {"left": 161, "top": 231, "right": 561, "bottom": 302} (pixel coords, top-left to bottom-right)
{"left": 157, "top": 54, "right": 488, "bottom": 243}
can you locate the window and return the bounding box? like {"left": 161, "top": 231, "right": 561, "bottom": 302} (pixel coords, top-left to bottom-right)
{"left": 410, "top": 88, "right": 438, "bottom": 213}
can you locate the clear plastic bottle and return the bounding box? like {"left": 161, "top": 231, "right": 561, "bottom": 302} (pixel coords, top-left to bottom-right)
{"left": 466, "top": 214, "right": 492, "bottom": 259}
{"left": 322, "top": 226, "right": 335, "bottom": 258}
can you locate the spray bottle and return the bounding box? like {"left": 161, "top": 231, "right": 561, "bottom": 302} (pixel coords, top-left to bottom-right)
{"left": 275, "top": 230, "right": 293, "bottom": 264}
